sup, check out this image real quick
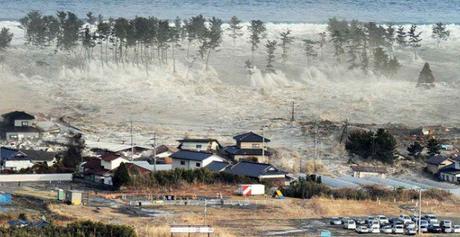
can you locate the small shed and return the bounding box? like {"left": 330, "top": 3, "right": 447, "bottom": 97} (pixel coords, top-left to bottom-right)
{"left": 65, "top": 190, "right": 82, "bottom": 205}
{"left": 56, "top": 189, "right": 65, "bottom": 201}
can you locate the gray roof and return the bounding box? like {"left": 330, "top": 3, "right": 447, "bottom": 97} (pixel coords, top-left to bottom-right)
{"left": 171, "top": 150, "right": 215, "bottom": 161}
{"left": 2, "top": 111, "right": 35, "bottom": 120}
{"left": 224, "top": 161, "right": 286, "bottom": 178}
{"left": 178, "top": 138, "right": 219, "bottom": 143}
{"left": 20, "top": 149, "right": 57, "bottom": 161}
{"left": 426, "top": 155, "right": 450, "bottom": 166}
{"left": 439, "top": 164, "right": 460, "bottom": 175}
{"left": 234, "top": 132, "right": 270, "bottom": 142}
{"left": 205, "top": 161, "right": 230, "bottom": 172}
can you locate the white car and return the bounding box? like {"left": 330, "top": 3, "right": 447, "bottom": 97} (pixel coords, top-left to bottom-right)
{"left": 330, "top": 217, "right": 342, "bottom": 225}
{"left": 419, "top": 220, "right": 429, "bottom": 233}
{"left": 377, "top": 215, "right": 389, "bottom": 225}
{"left": 380, "top": 225, "right": 393, "bottom": 234}
{"left": 452, "top": 225, "right": 460, "bottom": 233}
{"left": 392, "top": 224, "right": 404, "bottom": 234}
{"left": 405, "top": 221, "right": 416, "bottom": 229}
{"left": 369, "top": 226, "right": 380, "bottom": 233}
{"left": 405, "top": 227, "right": 417, "bottom": 235}
{"left": 344, "top": 219, "right": 356, "bottom": 230}
{"left": 356, "top": 225, "right": 369, "bottom": 234}
{"left": 399, "top": 215, "right": 412, "bottom": 224}
{"left": 440, "top": 220, "right": 452, "bottom": 228}
{"left": 424, "top": 214, "right": 438, "bottom": 224}
{"left": 368, "top": 220, "right": 380, "bottom": 229}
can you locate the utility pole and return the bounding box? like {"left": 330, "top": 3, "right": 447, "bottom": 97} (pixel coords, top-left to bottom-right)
{"left": 262, "top": 126, "right": 265, "bottom": 161}
{"left": 291, "top": 101, "right": 295, "bottom": 122}
{"left": 130, "top": 120, "right": 134, "bottom": 161}
{"left": 152, "top": 132, "right": 157, "bottom": 172}
{"left": 418, "top": 188, "right": 422, "bottom": 236}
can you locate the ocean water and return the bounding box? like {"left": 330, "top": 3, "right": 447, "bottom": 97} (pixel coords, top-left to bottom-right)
{"left": 0, "top": 0, "right": 460, "bottom": 23}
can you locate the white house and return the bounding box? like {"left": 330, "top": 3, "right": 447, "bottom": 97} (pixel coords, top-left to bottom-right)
{"left": 223, "top": 132, "right": 272, "bottom": 163}
{"left": 170, "top": 150, "right": 226, "bottom": 170}
{"left": 100, "top": 153, "right": 129, "bottom": 170}
{"left": 177, "top": 138, "right": 221, "bottom": 152}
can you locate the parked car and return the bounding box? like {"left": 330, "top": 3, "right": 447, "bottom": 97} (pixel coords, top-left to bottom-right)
{"left": 424, "top": 214, "right": 438, "bottom": 224}
{"left": 354, "top": 218, "right": 366, "bottom": 225}
{"left": 428, "top": 223, "right": 442, "bottom": 233}
{"left": 356, "top": 225, "right": 369, "bottom": 234}
{"left": 367, "top": 220, "right": 380, "bottom": 229}
{"left": 404, "top": 227, "right": 417, "bottom": 235}
{"left": 389, "top": 218, "right": 403, "bottom": 225}
{"left": 441, "top": 220, "right": 453, "bottom": 233}
{"left": 392, "top": 224, "right": 404, "bottom": 234}
{"left": 330, "top": 217, "right": 342, "bottom": 225}
{"left": 377, "top": 215, "right": 389, "bottom": 225}
{"left": 344, "top": 219, "right": 356, "bottom": 230}
{"left": 452, "top": 225, "right": 460, "bottom": 233}
{"left": 405, "top": 221, "right": 416, "bottom": 229}
{"left": 399, "top": 215, "right": 412, "bottom": 224}
{"left": 419, "top": 220, "right": 429, "bottom": 233}
{"left": 380, "top": 225, "right": 393, "bottom": 234}
{"left": 366, "top": 216, "right": 377, "bottom": 224}
{"left": 369, "top": 225, "right": 380, "bottom": 233}
{"left": 411, "top": 215, "right": 420, "bottom": 222}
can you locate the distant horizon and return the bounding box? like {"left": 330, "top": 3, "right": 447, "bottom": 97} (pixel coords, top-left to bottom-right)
{"left": 1, "top": 0, "right": 460, "bottom": 24}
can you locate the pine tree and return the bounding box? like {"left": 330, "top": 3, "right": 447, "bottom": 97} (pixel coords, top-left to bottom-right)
{"left": 385, "top": 57, "right": 400, "bottom": 78}
{"left": 112, "top": 162, "right": 131, "bottom": 189}
{"left": 204, "top": 17, "right": 223, "bottom": 70}
{"left": 407, "top": 24, "right": 422, "bottom": 59}
{"left": 385, "top": 24, "right": 396, "bottom": 53}
{"left": 417, "top": 62, "right": 436, "bottom": 87}
{"left": 327, "top": 17, "right": 348, "bottom": 63}
{"left": 360, "top": 45, "right": 369, "bottom": 73}
{"left": 279, "top": 29, "right": 294, "bottom": 63}
{"left": 86, "top": 12, "right": 97, "bottom": 25}
{"left": 347, "top": 20, "right": 365, "bottom": 69}
{"left": 0, "top": 27, "right": 13, "bottom": 50}
{"left": 396, "top": 25, "right": 406, "bottom": 47}
{"left": 228, "top": 16, "right": 243, "bottom": 46}
{"left": 373, "top": 47, "right": 389, "bottom": 75}
{"left": 318, "top": 32, "right": 327, "bottom": 59}
{"left": 302, "top": 39, "right": 317, "bottom": 66}
{"left": 248, "top": 20, "right": 266, "bottom": 61}
{"left": 265, "top": 40, "right": 277, "bottom": 73}
{"left": 407, "top": 141, "right": 423, "bottom": 157}
{"left": 432, "top": 22, "right": 450, "bottom": 47}
{"left": 426, "top": 138, "right": 441, "bottom": 155}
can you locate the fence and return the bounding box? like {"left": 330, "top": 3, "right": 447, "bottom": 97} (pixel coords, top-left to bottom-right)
{"left": 0, "top": 173, "right": 73, "bottom": 182}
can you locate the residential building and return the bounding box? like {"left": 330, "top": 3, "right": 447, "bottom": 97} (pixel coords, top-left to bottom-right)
{"left": 205, "top": 161, "right": 231, "bottom": 172}
{"left": 177, "top": 138, "right": 221, "bottom": 152}
{"left": 351, "top": 165, "right": 387, "bottom": 178}
{"left": 223, "top": 161, "right": 287, "bottom": 182}
{"left": 100, "top": 153, "right": 128, "bottom": 170}
{"left": 170, "top": 150, "right": 226, "bottom": 169}
{"left": 0, "top": 147, "right": 57, "bottom": 171}
{"left": 223, "top": 132, "right": 272, "bottom": 163}
{"left": 425, "top": 155, "right": 453, "bottom": 174}
{"left": 1, "top": 111, "right": 40, "bottom": 141}
{"left": 439, "top": 157, "right": 460, "bottom": 184}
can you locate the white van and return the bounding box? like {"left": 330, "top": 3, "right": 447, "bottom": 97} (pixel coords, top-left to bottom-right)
{"left": 344, "top": 219, "right": 356, "bottom": 230}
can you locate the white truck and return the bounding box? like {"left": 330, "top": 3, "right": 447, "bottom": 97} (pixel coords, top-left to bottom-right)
{"left": 235, "top": 184, "right": 265, "bottom": 196}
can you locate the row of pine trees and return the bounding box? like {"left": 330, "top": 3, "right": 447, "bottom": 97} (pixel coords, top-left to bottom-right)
{"left": 0, "top": 11, "right": 452, "bottom": 78}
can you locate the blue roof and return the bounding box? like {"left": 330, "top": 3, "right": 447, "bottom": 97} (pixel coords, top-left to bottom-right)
{"left": 224, "top": 161, "right": 286, "bottom": 178}
{"left": 205, "top": 161, "right": 230, "bottom": 172}
{"left": 171, "top": 150, "right": 214, "bottom": 161}
{"left": 0, "top": 147, "right": 25, "bottom": 161}
{"left": 223, "top": 146, "right": 272, "bottom": 156}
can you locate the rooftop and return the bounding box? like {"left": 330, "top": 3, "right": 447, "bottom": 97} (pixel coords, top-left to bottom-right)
{"left": 234, "top": 132, "right": 270, "bottom": 143}
{"left": 2, "top": 111, "right": 35, "bottom": 120}
{"left": 205, "top": 161, "right": 230, "bottom": 172}
{"left": 223, "top": 146, "right": 272, "bottom": 156}
{"left": 100, "top": 153, "right": 124, "bottom": 162}
{"left": 426, "top": 155, "right": 451, "bottom": 166}
{"left": 177, "top": 138, "right": 219, "bottom": 143}
{"left": 171, "top": 150, "right": 216, "bottom": 161}
{"left": 224, "top": 161, "right": 286, "bottom": 178}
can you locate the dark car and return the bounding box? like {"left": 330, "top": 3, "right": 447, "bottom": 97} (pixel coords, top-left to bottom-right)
{"left": 389, "top": 218, "right": 403, "bottom": 225}
{"left": 428, "top": 224, "right": 442, "bottom": 233}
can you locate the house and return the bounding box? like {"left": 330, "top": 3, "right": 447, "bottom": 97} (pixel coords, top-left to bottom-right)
{"left": 223, "top": 161, "right": 287, "bottom": 181}
{"left": 177, "top": 138, "right": 221, "bottom": 152}
{"left": 425, "top": 155, "right": 453, "bottom": 174}
{"left": 100, "top": 153, "right": 128, "bottom": 170}
{"left": 0, "top": 147, "right": 57, "bottom": 171}
{"left": 81, "top": 157, "right": 113, "bottom": 185}
{"left": 170, "top": 150, "right": 226, "bottom": 169}
{"left": 438, "top": 157, "right": 460, "bottom": 184}
{"left": 1, "top": 111, "right": 41, "bottom": 141}
{"left": 351, "top": 165, "right": 387, "bottom": 178}
{"left": 223, "top": 132, "right": 272, "bottom": 163}
{"left": 205, "top": 161, "right": 231, "bottom": 172}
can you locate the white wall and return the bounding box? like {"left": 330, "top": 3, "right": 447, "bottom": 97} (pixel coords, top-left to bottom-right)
{"left": 14, "top": 119, "right": 32, "bottom": 127}
{"left": 5, "top": 132, "right": 40, "bottom": 141}
{"left": 3, "top": 160, "right": 34, "bottom": 171}
{"left": 101, "top": 157, "right": 128, "bottom": 170}
{"left": 172, "top": 155, "right": 225, "bottom": 170}
{"left": 180, "top": 141, "right": 219, "bottom": 152}
{"left": 0, "top": 173, "right": 73, "bottom": 182}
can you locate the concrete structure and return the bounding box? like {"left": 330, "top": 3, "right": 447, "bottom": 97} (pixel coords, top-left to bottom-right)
{"left": 177, "top": 138, "right": 221, "bottom": 152}
{"left": 223, "top": 132, "right": 272, "bottom": 163}
{"left": 0, "top": 174, "right": 73, "bottom": 182}
{"left": 351, "top": 165, "right": 387, "bottom": 178}
{"left": 171, "top": 150, "right": 226, "bottom": 170}
{"left": 100, "top": 153, "right": 128, "bottom": 170}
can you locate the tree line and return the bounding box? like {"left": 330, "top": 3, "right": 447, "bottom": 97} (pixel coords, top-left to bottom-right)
{"left": 0, "top": 11, "right": 453, "bottom": 77}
